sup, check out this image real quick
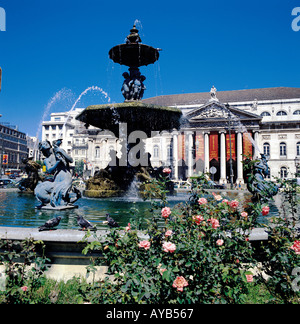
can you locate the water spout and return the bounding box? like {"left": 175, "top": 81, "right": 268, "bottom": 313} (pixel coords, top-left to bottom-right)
{"left": 35, "top": 88, "right": 74, "bottom": 150}
{"left": 59, "top": 86, "right": 111, "bottom": 137}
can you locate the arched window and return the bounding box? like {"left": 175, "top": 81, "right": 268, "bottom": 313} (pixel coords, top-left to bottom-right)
{"left": 263, "top": 142, "right": 270, "bottom": 156}
{"left": 276, "top": 110, "right": 287, "bottom": 116}
{"left": 297, "top": 142, "right": 300, "bottom": 156}
{"left": 95, "top": 146, "right": 100, "bottom": 158}
{"left": 293, "top": 110, "right": 300, "bottom": 115}
{"left": 280, "top": 167, "right": 288, "bottom": 179}
{"left": 280, "top": 142, "right": 287, "bottom": 156}
{"left": 261, "top": 111, "right": 271, "bottom": 117}
{"left": 153, "top": 145, "right": 159, "bottom": 158}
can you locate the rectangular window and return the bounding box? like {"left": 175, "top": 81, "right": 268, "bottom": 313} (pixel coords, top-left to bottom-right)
{"left": 280, "top": 144, "right": 286, "bottom": 156}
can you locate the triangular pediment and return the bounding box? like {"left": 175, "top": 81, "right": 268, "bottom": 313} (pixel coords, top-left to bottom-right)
{"left": 186, "top": 100, "right": 261, "bottom": 122}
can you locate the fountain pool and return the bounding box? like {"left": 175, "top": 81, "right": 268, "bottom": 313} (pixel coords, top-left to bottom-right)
{"left": 0, "top": 190, "right": 280, "bottom": 230}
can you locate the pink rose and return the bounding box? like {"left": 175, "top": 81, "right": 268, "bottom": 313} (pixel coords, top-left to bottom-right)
{"left": 212, "top": 193, "right": 222, "bottom": 201}
{"left": 262, "top": 206, "right": 270, "bottom": 216}
{"left": 125, "top": 223, "right": 131, "bottom": 231}
{"left": 208, "top": 218, "right": 220, "bottom": 229}
{"left": 162, "top": 241, "right": 176, "bottom": 253}
{"left": 165, "top": 230, "right": 173, "bottom": 237}
{"left": 193, "top": 215, "right": 204, "bottom": 225}
{"left": 172, "top": 276, "right": 188, "bottom": 292}
{"left": 216, "top": 239, "right": 224, "bottom": 246}
{"left": 290, "top": 240, "right": 300, "bottom": 255}
{"left": 229, "top": 200, "right": 239, "bottom": 208}
{"left": 163, "top": 167, "right": 172, "bottom": 174}
{"left": 222, "top": 199, "right": 229, "bottom": 204}
{"left": 246, "top": 274, "right": 254, "bottom": 283}
{"left": 241, "top": 212, "right": 248, "bottom": 218}
{"left": 161, "top": 207, "right": 171, "bottom": 219}
{"left": 21, "top": 286, "right": 28, "bottom": 292}
{"left": 138, "top": 240, "right": 151, "bottom": 250}
{"left": 159, "top": 268, "right": 167, "bottom": 276}
{"left": 198, "top": 197, "right": 208, "bottom": 205}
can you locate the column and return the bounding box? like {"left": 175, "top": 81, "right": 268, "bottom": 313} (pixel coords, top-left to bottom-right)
{"left": 172, "top": 132, "right": 179, "bottom": 180}
{"left": 219, "top": 131, "right": 227, "bottom": 184}
{"left": 253, "top": 131, "right": 260, "bottom": 158}
{"left": 236, "top": 132, "right": 244, "bottom": 184}
{"left": 204, "top": 132, "right": 210, "bottom": 173}
{"left": 187, "top": 131, "right": 194, "bottom": 178}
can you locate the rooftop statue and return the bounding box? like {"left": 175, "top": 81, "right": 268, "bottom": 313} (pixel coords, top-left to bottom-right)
{"left": 210, "top": 86, "right": 218, "bottom": 101}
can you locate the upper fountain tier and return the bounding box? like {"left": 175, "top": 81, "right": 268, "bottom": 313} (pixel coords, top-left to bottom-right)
{"left": 75, "top": 24, "right": 182, "bottom": 137}
{"left": 109, "top": 25, "right": 160, "bottom": 67}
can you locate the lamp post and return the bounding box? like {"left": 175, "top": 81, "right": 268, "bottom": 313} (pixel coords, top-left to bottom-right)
{"left": 295, "top": 156, "right": 300, "bottom": 178}
{"left": 226, "top": 104, "right": 234, "bottom": 190}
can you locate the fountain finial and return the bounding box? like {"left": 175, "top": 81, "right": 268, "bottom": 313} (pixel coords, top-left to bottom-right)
{"left": 126, "top": 24, "right": 142, "bottom": 44}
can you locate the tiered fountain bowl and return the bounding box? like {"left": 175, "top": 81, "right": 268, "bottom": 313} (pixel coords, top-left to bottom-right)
{"left": 76, "top": 101, "right": 182, "bottom": 138}
{"left": 76, "top": 25, "right": 182, "bottom": 198}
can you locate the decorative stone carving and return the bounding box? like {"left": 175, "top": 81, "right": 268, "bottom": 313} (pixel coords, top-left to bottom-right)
{"left": 278, "top": 134, "right": 287, "bottom": 139}
{"left": 191, "top": 107, "right": 237, "bottom": 120}
{"left": 262, "top": 135, "right": 271, "bottom": 140}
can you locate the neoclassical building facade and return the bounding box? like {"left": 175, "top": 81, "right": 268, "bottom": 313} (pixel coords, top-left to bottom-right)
{"left": 143, "top": 87, "right": 300, "bottom": 183}
{"left": 41, "top": 87, "right": 300, "bottom": 183}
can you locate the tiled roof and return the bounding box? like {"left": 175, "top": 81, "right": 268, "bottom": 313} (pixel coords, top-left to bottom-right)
{"left": 142, "top": 87, "right": 300, "bottom": 106}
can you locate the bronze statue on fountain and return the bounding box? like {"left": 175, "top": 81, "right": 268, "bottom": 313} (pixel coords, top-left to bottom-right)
{"left": 244, "top": 154, "right": 278, "bottom": 203}
{"left": 18, "top": 157, "right": 43, "bottom": 193}
{"left": 34, "top": 139, "right": 81, "bottom": 209}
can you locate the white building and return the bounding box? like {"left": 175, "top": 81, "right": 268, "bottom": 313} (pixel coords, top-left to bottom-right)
{"left": 27, "top": 136, "right": 41, "bottom": 161}
{"left": 41, "top": 87, "right": 300, "bottom": 182}
{"left": 42, "top": 108, "right": 85, "bottom": 156}
{"left": 41, "top": 108, "right": 90, "bottom": 172}
{"left": 143, "top": 87, "right": 300, "bottom": 182}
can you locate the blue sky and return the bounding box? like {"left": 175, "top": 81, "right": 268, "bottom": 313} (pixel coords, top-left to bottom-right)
{"left": 0, "top": 0, "right": 299, "bottom": 137}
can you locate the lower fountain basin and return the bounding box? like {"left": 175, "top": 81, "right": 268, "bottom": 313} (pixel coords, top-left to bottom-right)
{"left": 75, "top": 102, "right": 182, "bottom": 137}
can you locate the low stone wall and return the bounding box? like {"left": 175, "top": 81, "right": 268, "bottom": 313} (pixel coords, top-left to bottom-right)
{"left": 0, "top": 226, "right": 268, "bottom": 282}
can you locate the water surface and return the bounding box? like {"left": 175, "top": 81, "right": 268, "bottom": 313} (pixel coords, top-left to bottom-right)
{"left": 0, "top": 190, "right": 279, "bottom": 230}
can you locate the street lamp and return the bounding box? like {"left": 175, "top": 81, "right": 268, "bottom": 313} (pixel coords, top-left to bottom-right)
{"left": 295, "top": 156, "right": 300, "bottom": 177}
{"left": 226, "top": 104, "right": 234, "bottom": 190}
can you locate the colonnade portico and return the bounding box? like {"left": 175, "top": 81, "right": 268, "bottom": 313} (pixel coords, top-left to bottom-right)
{"left": 172, "top": 130, "right": 253, "bottom": 185}
{"left": 170, "top": 100, "right": 262, "bottom": 185}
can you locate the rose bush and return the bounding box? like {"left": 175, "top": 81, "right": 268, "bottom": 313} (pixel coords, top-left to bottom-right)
{"left": 81, "top": 171, "right": 299, "bottom": 304}
{"left": 82, "top": 174, "right": 258, "bottom": 304}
